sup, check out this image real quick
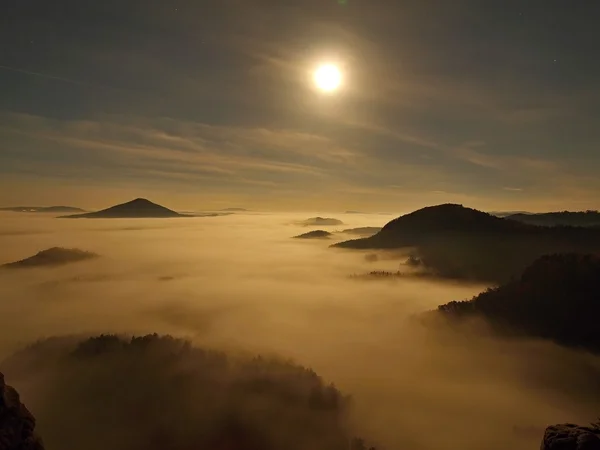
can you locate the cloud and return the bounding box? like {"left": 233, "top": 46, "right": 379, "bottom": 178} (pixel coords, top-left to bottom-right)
{"left": 0, "top": 213, "right": 599, "bottom": 450}
{"left": 0, "top": 106, "right": 598, "bottom": 212}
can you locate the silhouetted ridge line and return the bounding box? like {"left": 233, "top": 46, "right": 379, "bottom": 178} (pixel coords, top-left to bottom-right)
{"left": 437, "top": 253, "right": 600, "bottom": 353}
{"left": 2, "top": 247, "right": 98, "bottom": 269}
{"left": 334, "top": 204, "right": 532, "bottom": 249}
{"left": 378, "top": 203, "right": 530, "bottom": 241}
{"left": 340, "top": 227, "right": 382, "bottom": 237}
{"left": 301, "top": 217, "right": 344, "bottom": 226}
{"left": 294, "top": 230, "right": 332, "bottom": 239}
{"left": 332, "top": 203, "right": 600, "bottom": 283}
{"left": 507, "top": 210, "right": 600, "bottom": 227}
{"left": 59, "top": 198, "right": 186, "bottom": 218}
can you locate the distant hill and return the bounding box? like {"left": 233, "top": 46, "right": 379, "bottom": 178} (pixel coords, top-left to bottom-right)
{"left": 489, "top": 210, "right": 532, "bottom": 218}
{"left": 0, "top": 206, "right": 85, "bottom": 213}
{"left": 340, "top": 227, "right": 382, "bottom": 237}
{"left": 334, "top": 204, "right": 530, "bottom": 249}
{"left": 344, "top": 210, "right": 362, "bottom": 214}
{"left": 2, "top": 247, "right": 98, "bottom": 269}
{"left": 507, "top": 211, "right": 600, "bottom": 227}
{"left": 59, "top": 198, "right": 186, "bottom": 219}
{"left": 294, "top": 230, "right": 332, "bottom": 239}
{"left": 332, "top": 204, "right": 600, "bottom": 283}
{"left": 195, "top": 212, "right": 233, "bottom": 217}
{"left": 541, "top": 424, "right": 600, "bottom": 450}
{"left": 349, "top": 270, "right": 404, "bottom": 280}
{"left": 437, "top": 254, "right": 600, "bottom": 353}
{"left": 220, "top": 207, "right": 248, "bottom": 212}
{"left": 301, "top": 217, "right": 344, "bottom": 226}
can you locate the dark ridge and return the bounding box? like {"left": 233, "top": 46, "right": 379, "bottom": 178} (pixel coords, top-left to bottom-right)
{"left": 350, "top": 270, "right": 404, "bottom": 280}
{"left": 334, "top": 204, "right": 531, "bottom": 249}
{"left": 437, "top": 253, "right": 600, "bottom": 353}
{"left": 0, "top": 372, "right": 45, "bottom": 449}
{"left": 220, "top": 207, "right": 248, "bottom": 212}
{"left": 302, "top": 217, "right": 344, "bottom": 226}
{"left": 507, "top": 210, "right": 600, "bottom": 227}
{"left": 541, "top": 423, "right": 600, "bottom": 450}
{"left": 378, "top": 203, "right": 529, "bottom": 235}
{"left": 489, "top": 210, "right": 532, "bottom": 218}
{"left": 59, "top": 198, "right": 185, "bottom": 219}
{"left": 332, "top": 204, "right": 600, "bottom": 283}
{"left": 340, "top": 227, "right": 382, "bottom": 237}
{"left": 1, "top": 334, "right": 376, "bottom": 450}
{"left": 2, "top": 247, "right": 98, "bottom": 269}
{"left": 293, "top": 230, "right": 332, "bottom": 239}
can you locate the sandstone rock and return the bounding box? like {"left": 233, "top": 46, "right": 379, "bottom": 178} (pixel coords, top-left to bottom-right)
{"left": 0, "top": 373, "right": 44, "bottom": 450}
{"left": 541, "top": 424, "right": 600, "bottom": 450}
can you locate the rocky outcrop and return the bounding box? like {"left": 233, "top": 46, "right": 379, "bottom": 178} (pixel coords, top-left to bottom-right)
{"left": 0, "top": 373, "right": 44, "bottom": 450}
{"left": 541, "top": 424, "right": 600, "bottom": 450}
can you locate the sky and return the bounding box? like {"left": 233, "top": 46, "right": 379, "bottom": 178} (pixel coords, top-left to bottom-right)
{"left": 1, "top": 0, "right": 599, "bottom": 212}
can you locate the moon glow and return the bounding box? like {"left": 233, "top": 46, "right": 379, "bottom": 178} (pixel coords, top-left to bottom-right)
{"left": 313, "top": 64, "right": 342, "bottom": 92}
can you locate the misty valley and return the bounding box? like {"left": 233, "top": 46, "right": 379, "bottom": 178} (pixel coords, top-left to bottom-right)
{"left": 1, "top": 202, "right": 600, "bottom": 450}
{"left": 4, "top": 0, "right": 600, "bottom": 447}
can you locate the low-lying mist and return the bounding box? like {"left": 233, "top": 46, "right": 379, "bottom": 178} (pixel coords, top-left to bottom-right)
{"left": 0, "top": 211, "right": 598, "bottom": 450}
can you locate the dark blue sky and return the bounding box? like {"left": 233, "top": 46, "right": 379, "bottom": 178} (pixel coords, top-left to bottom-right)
{"left": 1, "top": 0, "right": 599, "bottom": 211}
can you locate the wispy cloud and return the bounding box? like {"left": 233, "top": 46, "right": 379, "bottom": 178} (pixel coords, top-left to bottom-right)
{"left": 0, "top": 110, "right": 597, "bottom": 211}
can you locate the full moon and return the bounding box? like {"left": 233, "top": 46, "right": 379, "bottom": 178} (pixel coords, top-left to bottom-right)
{"left": 313, "top": 64, "right": 342, "bottom": 92}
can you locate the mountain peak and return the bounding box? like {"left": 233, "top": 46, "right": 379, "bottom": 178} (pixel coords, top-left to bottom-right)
{"left": 60, "top": 198, "right": 184, "bottom": 219}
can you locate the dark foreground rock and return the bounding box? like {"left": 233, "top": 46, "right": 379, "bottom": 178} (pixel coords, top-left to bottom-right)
{"left": 0, "top": 373, "right": 44, "bottom": 450}
{"left": 541, "top": 424, "right": 600, "bottom": 450}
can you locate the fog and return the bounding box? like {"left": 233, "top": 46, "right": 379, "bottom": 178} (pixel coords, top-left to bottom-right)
{"left": 1, "top": 211, "right": 599, "bottom": 450}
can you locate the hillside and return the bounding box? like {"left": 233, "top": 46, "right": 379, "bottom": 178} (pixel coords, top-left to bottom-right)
{"left": 438, "top": 254, "right": 600, "bottom": 353}
{"left": 1, "top": 334, "right": 374, "bottom": 450}
{"left": 302, "top": 217, "right": 344, "bottom": 226}
{"left": 294, "top": 230, "right": 332, "bottom": 239}
{"left": 332, "top": 204, "right": 600, "bottom": 283}
{"left": 2, "top": 247, "right": 98, "bottom": 269}
{"left": 507, "top": 211, "right": 600, "bottom": 227}
{"left": 335, "top": 204, "right": 531, "bottom": 249}
{"left": 60, "top": 198, "right": 185, "bottom": 218}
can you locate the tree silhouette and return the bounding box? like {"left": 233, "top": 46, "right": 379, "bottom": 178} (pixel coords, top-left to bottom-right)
{"left": 438, "top": 254, "right": 600, "bottom": 352}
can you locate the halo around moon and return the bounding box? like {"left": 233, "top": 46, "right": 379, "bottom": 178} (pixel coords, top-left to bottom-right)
{"left": 313, "top": 64, "right": 342, "bottom": 93}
